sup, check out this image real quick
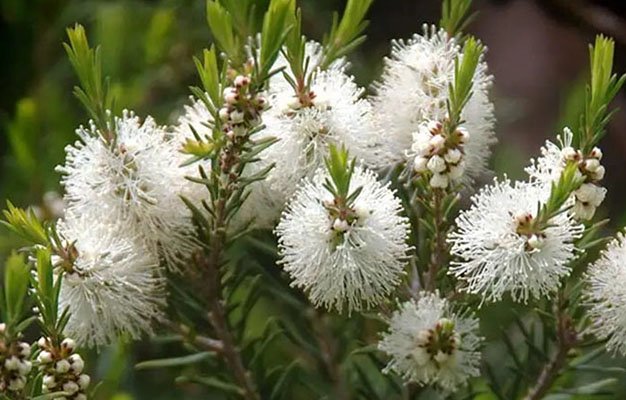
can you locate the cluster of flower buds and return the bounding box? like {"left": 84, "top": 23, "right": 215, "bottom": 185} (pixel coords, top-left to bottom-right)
{"left": 323, "top": 198, "right": 369, "bottom": 237}
{"left": 514, "top": 211, "right": 546, "bottom": 251}
{"left": 561, "top": 145, "right": 606, "bottom": 220}
{"left": 37, "top": 337, "right": 90, "bottom": 400}
{"left": 412, "top": 318, "right": 460, "bottom": 368}
{"left": 0, "top": 323, "right": 32, "bottom": 393}
{"left": 412, "top": 120, "right": 469, "bottom": 189}
{"left": 218, "top": 72, "right": 268, "bottom": 140}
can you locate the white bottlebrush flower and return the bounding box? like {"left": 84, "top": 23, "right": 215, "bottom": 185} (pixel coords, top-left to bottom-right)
{"left": 448, "top": 178, "right": 583, "bottom": 302}
{"left": 372, "top": 25, "right": 495, "bottom": 182}
{"left": 275, "top": 166, "right": 410, "bottom": 313}
{"left": 172, "top": 96, "right": 213, "bottom": 143}
{"left": 585, "top": 233, "right": 626, "bottom": 355}
{"left": 57, "top": 110, "right": 203, "bottom": 270}
{"left": 378, "top": 292, "right": 482, "bottom": 392}
{"left": 257, "top": 68, "right": 389, "bottom": 203}
{"left": 57, "top": 212, "right": 165, "bottom": 347}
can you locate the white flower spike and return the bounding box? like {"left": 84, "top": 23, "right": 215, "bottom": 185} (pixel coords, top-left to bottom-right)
{"left": 373, "top": 25, "right": 495, "bottom": 184}
{"left": 275, "top": 166, "right": 410, "bottom": 313}
{"left": 57, "top": 212, "right": 165, "bottom": 347}
{"left": 449, "top": 178, "right": 583, "bottom": 302}
{"left": 378, "top": 292, "right": 482, "bottom": 392}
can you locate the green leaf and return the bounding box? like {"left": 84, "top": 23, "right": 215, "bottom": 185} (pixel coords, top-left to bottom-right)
{"left": 447, "top": 36, "right": 483, "bottom": 129}
{"left": 206, "top": 1, "right": 239, "bottom": 60}
{"left": 321, "top": 0, "right": 373, "bottom": 68}
{"left": 259, "top": 0, "right": 295, "bottom": 81}
{"left": 3, "top": 252, "right": 30, "bottom": 325}
{"left": 64, "top": 24, "right": 113, "bottom": 137}
{"left": 440, "top": 0, "right": 475, "bottom": 37}
{"left": 135, "top": 352, "right": 215, "bottom": 370}
{"left": 175, "top": 375, "right": 245, "bottom": 396}
{"left": 577, "top": 35, "right": 626, "bottom": 151}
{"left": 561, "top": 378, "right": 617, "bottom": 395}
{"left": 194, "top": 46, "right": 222, "bottom": 109}
{"left": 1, "top": 201, "right": 49, "bottom": 245}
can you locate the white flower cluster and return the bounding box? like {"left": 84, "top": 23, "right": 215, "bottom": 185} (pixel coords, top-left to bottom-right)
{"left": 412, "top": 120, "right": 470, "bottom": 188}
{"left": 373, "top": 25, "right": 495, "bottom": 186}
{"left": 378, "top": 293, "right": 482, "bottom": 392}
{"left": 527, "top": 128, "right": 606, "bottom": 220}
{"left": 58, "top": 110, "right": 202, "bottom": 270}
{"left": 585, "top": 233, "right": 626, "bottom": 355}
{"left": 449, "top": 179, "right": 583, "bottom": 302}
{"left": 239, "top": 42, "right": 386, "bottom": 229}
{"left": 275, "top": 166, "right": 410, "bottom": 313}
{"left": 38, "top": 337, "right": 90, "bottom": 399}
{"left": 56, "top": 213, "right": 165, "bottom": 347}
{"left": 0, "top": 324, "right": 32, "bottom": 393}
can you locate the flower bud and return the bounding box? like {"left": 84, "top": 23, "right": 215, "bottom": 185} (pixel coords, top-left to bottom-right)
{"left": 592, "top": 165, "right": 605, "bottom": 181}
{"left": 561, "top": 146, "right": 578, "bottom": 161}
{"left": 78, "top": 374, "right": 91, "bottom": 390}
{"left": 218, "top": 107, "right": 230, "bottom": 122}
{"left": 8, "top": 376, "right": 25, "bottom": 391}
{"left": 61, "top": 338, "right": 76, "bottom": 353}
{"left": 63, "top": 381, "right": 79, "bottom": 395}
{"left": 230, "top": 110, "right": 245, "bottom": 124}
{"left": 17, "top": 342, "right": 31, "bottom": 357}
{"left": 223, "top": 89, "right": 238, "bottom": 105}
{"left": 332, "top": 218, "right": 350, "bottom": 232}
{"left": 584, "top": 158, "right": 600, "bottom": 172}
{"left": 455, "top": 127, "right": 470, "bottom": 144}
{"left": 429, "top": 173, "right": 449, "bottom": 189}
{"left": 427, "top": 155, "right": 447, "bottom": 173}
{"left": 527, "top": 234, "right": 544, "bottom": 249}
{"left": 444, "top": 148, "right": 462, "bottom": 164}
{"left": 69, "top": 354, "right": 85, "bottom": 374}
{"left": 429, "top": 134, "right": 446, "bottom": 153}
{"left": 448, "top": 162, "right": 465, "bottom": 181}
{"left": 590, "top": 146, "right": 603, "bottom": 160}
{"left": 38, "top": 350, "right": 53, "bottom": 364}
{"left": 43, "top": 374, "right": 57, "bottom": 389}
{"left": 413, "top": 156, "right": 429, "bottom": 173}
{"left": 18, "top": 360, "right": 32, "bottom": 375}
{"left": 573, "top": 201, "right": 596, "bottom": 220}
{"left": 55, "top": 359, "right": 71, "bottom": 374}
{"left": 234, "top": 75, "right": 250, "bottom": 87}
{"left": 4, "top": 356, "right": 19, "bottom": 370}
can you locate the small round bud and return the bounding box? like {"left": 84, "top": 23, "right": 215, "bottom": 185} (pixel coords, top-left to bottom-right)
{"left": 38, "top": 350, "right": 53, "bottom": 364}
{"left": 427, "top": 155, "right": 447, "bottom": 173}
{"left": 455, "top": 127, "right": 470, "bottom": 144}
{"left": 584, "top": 158, "right": 600, "bottom": 172}
{"left": 332, "top": 218, "right": 350, "bottom": 232}
{"left": 63, "top": 381, "right": 79, "bottom": 395}
{"left": 429, "top": 173, "right": 449, "bottom": 189}
{"left": 78, "top": 374, "right": 91, "bottom": 390}
{"left": 17, "top": 342, "right": 31, "bottom": 357}
{"left": 8, "top": 376, "right": 25, "bottom": 391}
{"left": 287, "top": 97, "right": 302, "bottom": 110}
{"left": 43, "top": 374, "right": 57, "bottom": 389}
{"left": 0, "top": 322, "right": 5, "bottom": 333}
{"left": 527, "top": 234, "right": 544, "bottom": 250}
{"left": 69, "top": 354, "right": 85, "bottom": 374}
{"left": 415, "top": 329, "right": 431, "bottom": 345}
{"left": 413, "top": 156, "right": 429, "bottom": 173}
{"left": 590, "top": 147, "right": 603, "bottom": 160}
{"left": 218, "top": 107, "right": 230, "bottom": 122}
{"left": 428, "top": 135, "right": 446, "bottom": 153}
{"left": 573, "top": 201, "right": 596, "bottom": 221}
{"left": 592, "top": 165, "right": 605, "bottom": 181}
{"left": 514, "top": 211, "right": 533, "bottom": 226}
{"left": 434, "top": 350, "right": 451, "bottom": 364}
{"left": 444, "top": 148, "right": 462, "bottom": 164}
{"left": 230, "top": 110, "right": 245, "bottom": 124}
{"left": 223, "top": 89, "right": 238, "bottom": 105}
{"left": 5, "top": 356, "right": 19, "bottom": 370}
{"left": 55, "top": 359, "right": 71, "bottom": 374}
{"left": 234, "top": 75, "right": 250, "bottom": 87}
{"left": 75, "top": 394, "right": 88, "bottom": 400}
{"left": 448, "top": 162, "right": 465, "bottom": 181}
{"left": 61, "top": 338, "right": 76, "bottom": 352}
{"left": 427, "top": 120, "right": 442, "bottom": 134}
{"left": 18, "top": 360, "right": 32, "bottom": 375}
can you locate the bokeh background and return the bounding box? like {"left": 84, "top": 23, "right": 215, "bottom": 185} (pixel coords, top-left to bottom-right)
{"left": 1, "top": 0, "right": 626, "bottom": 398}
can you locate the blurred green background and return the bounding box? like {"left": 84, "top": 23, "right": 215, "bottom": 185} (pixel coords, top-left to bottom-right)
{"left": 1, "top": 0, "right": 626, "bottom": 398}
